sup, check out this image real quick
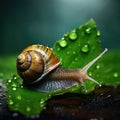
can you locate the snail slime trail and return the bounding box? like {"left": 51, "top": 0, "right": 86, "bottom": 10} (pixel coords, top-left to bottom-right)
{"left": 17, "top": 45, "right": 108, "bottom": 92}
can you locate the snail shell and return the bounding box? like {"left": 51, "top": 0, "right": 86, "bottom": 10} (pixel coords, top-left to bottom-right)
{"left": 17, "top": 44, "right": 108, "bottom": 92}
{"left": 17, "top": 45, "right": 60, "bottom": 84}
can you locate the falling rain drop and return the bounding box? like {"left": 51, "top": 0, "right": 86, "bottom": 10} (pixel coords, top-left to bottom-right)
{"left": 69, "top": 31, "right": 77, "bottom": 40}
{"left": 97, "top": 30, "right": 100, "bottom": 36}
{"left": 81, "top": 44, "right": 90, "bottom": 53}
{"left": 85, "top": 27, "right": 92, "bottom": 34}
{"left": 113, "top": 72, "right": 118, "bottom": 78}
{"left": 58, "top": 39, "right": 67, "bottom": 48}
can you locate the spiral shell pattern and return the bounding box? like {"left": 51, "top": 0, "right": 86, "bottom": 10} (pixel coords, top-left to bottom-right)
{"left": 17, "top": 45, "right": 60, "bottom": 84}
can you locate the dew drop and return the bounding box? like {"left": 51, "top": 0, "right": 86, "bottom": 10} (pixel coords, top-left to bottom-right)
{"left": 67, "top": 51, "right": 70, "bottom": 55}
{"left": 12, "top": 87, "right": 16, "bottom": 91}
{"left": 72, "top": 51, "right": 76, "bottom": 55}
{"left": 0, "top": 73, "right": 3, "bottom": 78}
{"left": 97, "top": 30, "right": 100, "bottom": 36}
{"left": 8, "top": 79, "right": 12, "bottom": 83}
{"left": 26, "top": 106, "right": 31, "bottom": 112}
{"left": 81, "top": 44, "right": 90, "bottom": 53}
{"left": 85, "top": 27, "right": 92, "bottom": 34}
{"left": 69, "top": 31, "right": 77, "bottom": 40}
{"left": 9, "top": 99, "right": 14, "bottom": 105}
{"left": 75, "top": 58, "right": 78, "bottom": 61}
{"left": 12, "top": 83, "right": 17, "bottom": 88}
{"left": 58, "top": 39, "right": 67, "bottom": 48}
{"left": 113, "top": 72, "right": 118, "bottom": 78}
{"left": 57, "top": 47, "right": 60, "bottom": 52}
{"left": 96, "top": 65, "right": 100, "bottom": 69}
{"left": 16, "top": 95, "right": 22, "bottom": 100}
{"left": 88, "top": 72, "right": 92, "bottom": 77}
{"left": 40, "top": 99, "right": 44, "bottom": 104}
{"left": 13, "top": 76, "right": 17, "bottom": 80}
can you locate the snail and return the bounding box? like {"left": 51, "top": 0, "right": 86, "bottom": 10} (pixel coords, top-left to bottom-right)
{"left": 17, "top": 44, "right": 108, "bottom": 92}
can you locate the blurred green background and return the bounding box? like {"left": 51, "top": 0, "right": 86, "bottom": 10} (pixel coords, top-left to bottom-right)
{"left": 0, "top": 0, "right": 120, "bottom": 55}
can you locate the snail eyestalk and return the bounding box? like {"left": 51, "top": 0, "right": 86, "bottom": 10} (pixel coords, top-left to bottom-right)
{"left": 80, "top": 48, "right": 108, "bottom": 87}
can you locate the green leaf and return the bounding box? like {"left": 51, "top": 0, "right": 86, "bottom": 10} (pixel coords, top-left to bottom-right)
{"left": 53, "top": 19, "right": 101, "bottom": 93}
{"left": 92, "top": 50, "right": 120, "bottom": 86}
{"left": 7, "top": 75, "right": 51, "bottom": 115}
{"left": 53, "top": 18, "right": 101, "bottom": 69}
{"left": 5, "top": 19, "right": 120, "bottom": 116}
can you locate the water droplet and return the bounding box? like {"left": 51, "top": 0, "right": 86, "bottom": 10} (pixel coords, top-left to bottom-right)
{"left": 0, "top": 73, "right": 3, "bottom": 78}
{"left": 12, "top": 87, "right": 16, "bottom": 91}
{"left": 67, "top": 51, "right": 70, "bottom": 54}
{"left": 9, "top": 99, "right": 14, "bottom": 105}
{"left": 40, "top": 99, "right": 44, "bottom": 104}
{"left": 58, "top": 39, "right": 67, "bottom": 48}
{"left": 13, "top": 76, "right": 17, "bottom": 80}
{"left": 26, "top": 106, "right": 31, "bottom": 112}
{"left": 96, "top": 65, "right": 100, "bottom": 69}
{"left": 57, "top": 47, "right": 60, "bottom": 51}
{"left": 12, "top": 83, "right": 17, "bottom": 88}
{"left": 69, "top": 31, "right": 77, "bottom": 40}
{"left": 113, "top": 72, "right": 118, "bottom": 78}
{"left": 81, "top": 44, "right": 90, "bottom": 53}
{"left": 97, "top": 30, "right": 100, "bottom": 36}
{"left": 75, "top": 58, "right": 78, "bottom": 61}
{"left": 8, "top": 79, "right": 12, "bottom": 83}
{"left": 16, "top": 95, "right": 22, "bottom": 100}
{"left": 72, "top": 51, "right": 76, "bottom": 55}
{"left": 88, "top": 72, "right": 92, "bottom": 76}
{"left": 85, "top": 27, "right": 92, "bottom": 34}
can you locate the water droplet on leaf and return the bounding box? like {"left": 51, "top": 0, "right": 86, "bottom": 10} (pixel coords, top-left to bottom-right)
{"left": 75, "top": 58, "right": 78, "bottom": 61}
{"left": 9, "top": 99, "right": 14, "bottom": 105}
{"left": 88, "top": 72, "right": 92, "bottom": 76}
{"left": 113, "top": 72, "right": 118, "bottom": 78}
{"left": 12, "top": 87, "right": 16, "bottom": 91}
{"left": 67, "top": 51, "right": 70, "bottom": 55}
{"left": 72, "top": 51, "right": 76, "bottom": 55}
{"left": 57, "top": 47, "right": 60, "bottom": 51}
{"left": 58, "top": 39, "right": 67, "bottom": 48}
{"left": 8, "top": 79, "right": 12, "bottom": 83}
{"left": 85, "top": 27, "right": 92, "bottom": 34}
{"left": 96, "top": 65, "right": 100, "bottom": 69}
{"left": 97, "top": 30, "right": 100, "bottom": 36}
{"left": 69, "top": 31, "right": 77, "bottom": 40}
{"left": 16, "top": 95, "right": 22, "bottom": 100}
{"left": 40, "top": 99, "right": 44, "bottom": 104}
{"left": 81, "top": 44, "right": 90, "bottom": 53}
{"left": 26, "top": 106, "right": 31, "bottom": 112}
{"left": 0, "top": 73, "right": 3, "bottom": 78}
{"left": 12, "top": 83, "right": 17, "bottom": 88}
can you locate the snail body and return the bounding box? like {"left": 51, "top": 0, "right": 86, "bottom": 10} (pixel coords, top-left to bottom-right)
{"left": 17, "top": 45, "right": 108, "bottom": 92}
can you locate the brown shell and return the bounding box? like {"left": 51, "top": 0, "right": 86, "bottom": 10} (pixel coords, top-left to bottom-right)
{"left": 17, "top": 45, "right": 60, "bottom": 84}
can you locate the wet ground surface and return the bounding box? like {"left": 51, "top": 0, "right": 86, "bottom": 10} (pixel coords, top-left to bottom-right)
{"left": 0, "top": 80, "right": 120, "bottom": 120}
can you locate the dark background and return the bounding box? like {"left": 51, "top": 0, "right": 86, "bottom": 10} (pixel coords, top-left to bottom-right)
{"left": 0, "top": 0, "right": 120, "bottom": 55}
